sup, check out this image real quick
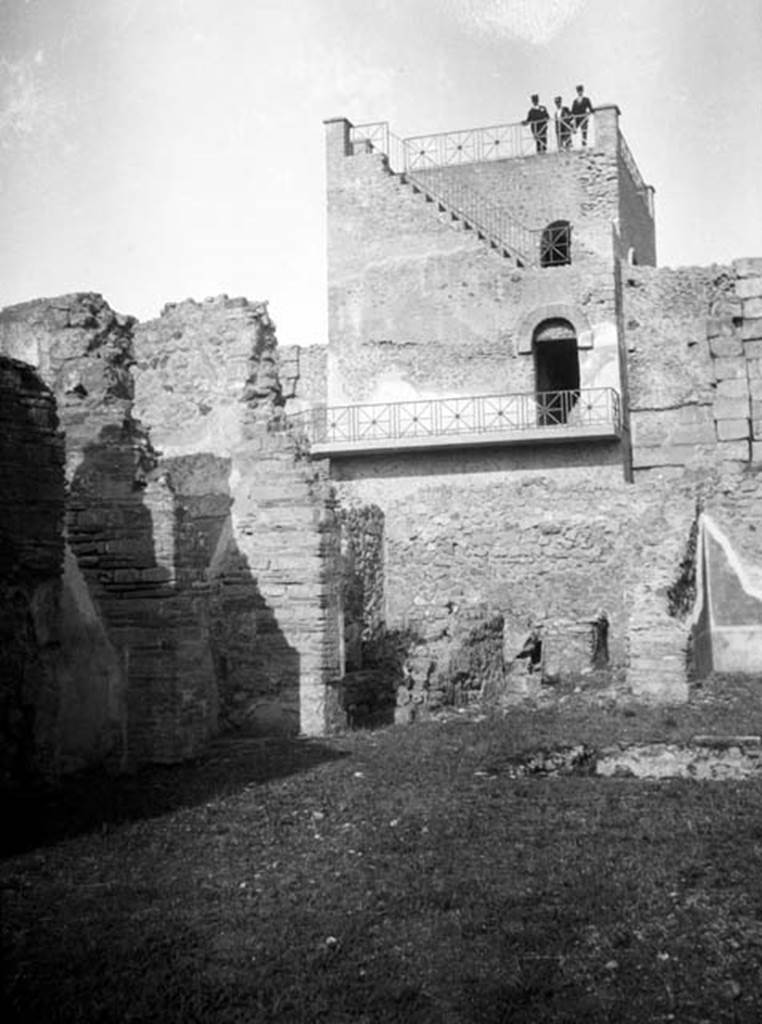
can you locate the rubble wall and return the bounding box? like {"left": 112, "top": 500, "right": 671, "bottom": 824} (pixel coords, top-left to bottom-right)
{"left": 333, "top": 457, "right": 698, "bottom": 702}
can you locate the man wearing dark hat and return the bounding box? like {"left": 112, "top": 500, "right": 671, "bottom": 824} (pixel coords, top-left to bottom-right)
{"left": 523, "top": 94, "right": 549, "bottom": 153}
{"left": 553, "top": 95, "right": 572, "bottom": 150}
{"left": 571, "top": 84, "right": 594, "bottom": 147}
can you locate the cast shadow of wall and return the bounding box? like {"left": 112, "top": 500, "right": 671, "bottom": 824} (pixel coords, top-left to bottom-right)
{"left": 0, "top": 432, "right": 345, "bottom": 854}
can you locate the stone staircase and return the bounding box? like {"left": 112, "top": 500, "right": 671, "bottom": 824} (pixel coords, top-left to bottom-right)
{"left": 361, "top": 131, "right": 536, "bottom": 267}
{"left": 395, "top": 167, "right": 531, "bottom": 266}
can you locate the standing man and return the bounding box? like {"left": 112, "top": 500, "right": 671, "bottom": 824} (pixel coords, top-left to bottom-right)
{"left": 571, "top": 84, "right": 594, "bottom": 147}
{"left": 553, "top": 96, "right": 572, "bottom": 150}
{"left": 523, "top": 94, "right": 549, "bottom": 153}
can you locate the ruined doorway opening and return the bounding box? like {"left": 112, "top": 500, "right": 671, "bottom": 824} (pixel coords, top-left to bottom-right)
{"left": 533, "top": 318, "right": 580, "bottom": 425}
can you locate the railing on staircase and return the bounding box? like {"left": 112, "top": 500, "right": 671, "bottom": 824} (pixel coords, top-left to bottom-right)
{"left": 350, "top": 121, "right": 540, "bottom": 267}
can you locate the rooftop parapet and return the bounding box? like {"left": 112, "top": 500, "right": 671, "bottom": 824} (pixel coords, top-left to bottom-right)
{"left": 326, "top": 107, "right": 654, "bottom": 221}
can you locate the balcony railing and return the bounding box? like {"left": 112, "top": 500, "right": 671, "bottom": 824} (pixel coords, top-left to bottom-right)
{"left": 288, "top": 388, "right": 621, "bottom": 455}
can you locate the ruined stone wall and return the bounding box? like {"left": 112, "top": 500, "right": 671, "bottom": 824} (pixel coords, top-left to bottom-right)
{"left": 0, "top": 294, "right": 222, "bottom": 767}
{"left": 624, "top": 260, "right": 762, "bottom": 477}
{"left": 0, "top": 358, "right": 65, "bottom": 784}
{"left": 278, "top": 343, "right": 328, "bottom": 415}
{"left": 332, "top": 453, "right": 696, "bottom": 701}
{"left": 132, "top": 298, "right": 342, "bottom": 737}
{"left": 132, "top": 295, "right": 282, "bottom": 455}
{"left": 1, "top": 292, "right": 343, "bottom": 770}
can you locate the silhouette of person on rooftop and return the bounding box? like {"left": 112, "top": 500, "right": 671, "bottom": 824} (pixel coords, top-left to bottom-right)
{"left": 553, "top": 96, "right": 573, "bottom": 150}
{"left": 523, "top": 94, "right": 549, "bottom": 153}
{"left": 571, "top": 84, "right": 594, "bottom": 147}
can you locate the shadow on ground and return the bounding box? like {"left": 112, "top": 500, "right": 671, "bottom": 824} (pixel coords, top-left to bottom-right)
{"left": 0, "top": 735, "right": 348, "bottom": 857}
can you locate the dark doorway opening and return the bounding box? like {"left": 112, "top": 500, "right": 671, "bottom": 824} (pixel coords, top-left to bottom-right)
{"left": 533, "top": 319, "right": 580, "bottom": 425}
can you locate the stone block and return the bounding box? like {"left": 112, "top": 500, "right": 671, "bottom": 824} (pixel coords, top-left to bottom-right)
{"left": 716, "top": 378, "right": 749, "bottom": 399}
{"left": 743, "top": 339, "right": 762, "bottom": 358}
{"left": 713, "top": 395, "right": 750, "bottom": 419}
{"left": 706, "top": 316, "right": 736, "bottom": 340}
{"left": 743, "top": 298, "right": 762, "bottom": 319}
{"left": 712, "top": 356, "right": 748, "bottom": 381}
{"left": 752, "top": 441, "right": 762, "bottom": 463}
{"left": 631, "top": 444, "right": 692, "bottom": 468}
{"left": 709, "top": 334, "right": 743, "bottom": 358}
{"left": 741, "top": 319, "right": 762, "bottom": 341}
{"left": 717, "top": 440, "right": 750, "bottom": 462}
{"left": 736, "top": 277, "right": 762, "bottom": 300}
{"left": 746, "top": 358, "right": 762, "bottom": 379}
{"left": 715, "top": 419, "right": 749, "bottom": 442}
{"left": 734, "top": 257, "right": 762, "bottom": 278}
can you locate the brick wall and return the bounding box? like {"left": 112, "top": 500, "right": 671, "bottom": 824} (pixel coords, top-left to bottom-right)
{"left": 1, "top": 293, "right": 344, "bottom": 769}
{"left": 0, "top": 358, "right": 65, "bottom": 784}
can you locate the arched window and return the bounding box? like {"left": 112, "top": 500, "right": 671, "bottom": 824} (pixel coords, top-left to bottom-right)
{"left": 533, "top": 318, "right": 580, "bottom": 425}
{"left": 540, "top": 220, "right": 572, "bottom": 267}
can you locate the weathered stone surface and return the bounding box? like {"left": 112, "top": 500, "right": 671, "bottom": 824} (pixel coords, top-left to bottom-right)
{"left": 709, "top": 334, "right": 743, "bottom": 358}
{"left": 740, "top": 318, "right": 762, "bottom": 341}
{"left": 735, "top": 276, "right": 762, "bottom": 299}
{"left": 0, "top": 358, "right": 65, "bottom": 785}
{"left": 712, "top": 356, "right": 748, "bottom": 381}
{"left": 713, "top": 396, "right": 750, "bottom": 420}
{"left": 132, "top": 296, "right": 281, "bottom": 456}
{"left": 597, "top": 740, "right": 762, "bottom": 779}
{"left": 716, "top": 419, "right": 751, "bottom": 441}
{"left": 734, "top": 257, "right": 762, "bottom": 278}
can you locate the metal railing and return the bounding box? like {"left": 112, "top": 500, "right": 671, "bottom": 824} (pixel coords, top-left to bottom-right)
{"left": 289, "top": 388, "right": 621, "bottom": 448}
{"left": 403, "top": 115, "right": 596, "bottom": 166}
{"left": 350, "top": 121, "right": 540, "bottom": 265}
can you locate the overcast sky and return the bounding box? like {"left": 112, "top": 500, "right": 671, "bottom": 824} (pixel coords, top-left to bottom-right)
{"left": 1, "top": 0, "right": 761, "bottom": 345}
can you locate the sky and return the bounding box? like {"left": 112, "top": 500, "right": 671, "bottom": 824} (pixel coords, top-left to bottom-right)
{"left": 1, "top": 0, "right": 761, "bottom": 346}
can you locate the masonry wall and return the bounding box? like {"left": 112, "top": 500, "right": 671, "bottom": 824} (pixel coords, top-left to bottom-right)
{"left": 0, "top": 358, "right": 65, "bottom": 784}
{"left": 617, "top": 156, "right": 656, "bottom": 267}
{"left": 623, "top": 260, "right": 762, "bottom": 477}
{"left": 132, "top": 298, "right": 343, "bottom": 737}
{"left": 332, "top": 452, "right": 696, "bottom": 700}
{"left": 414, "top": 144, "right": 618, "bottom": 265}
{"left": 278, "top": 343, "right": 327, "bottom": 415}
{"left": 0, "top": 293, "right": 344, "bottom": 771}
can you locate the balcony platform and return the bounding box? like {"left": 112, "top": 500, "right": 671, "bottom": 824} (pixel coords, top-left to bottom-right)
{"left": 289, "top": 388, "right": 622, "bottom": 459}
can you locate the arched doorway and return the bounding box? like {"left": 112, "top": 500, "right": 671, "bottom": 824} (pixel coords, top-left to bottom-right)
{"left": 533, "top": 318, "right": 580, "bottom": 425}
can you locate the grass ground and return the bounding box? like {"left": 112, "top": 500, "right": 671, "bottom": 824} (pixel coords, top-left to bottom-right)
{"left": 2, "top": 676, "right": 762, "bottom": 1023}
